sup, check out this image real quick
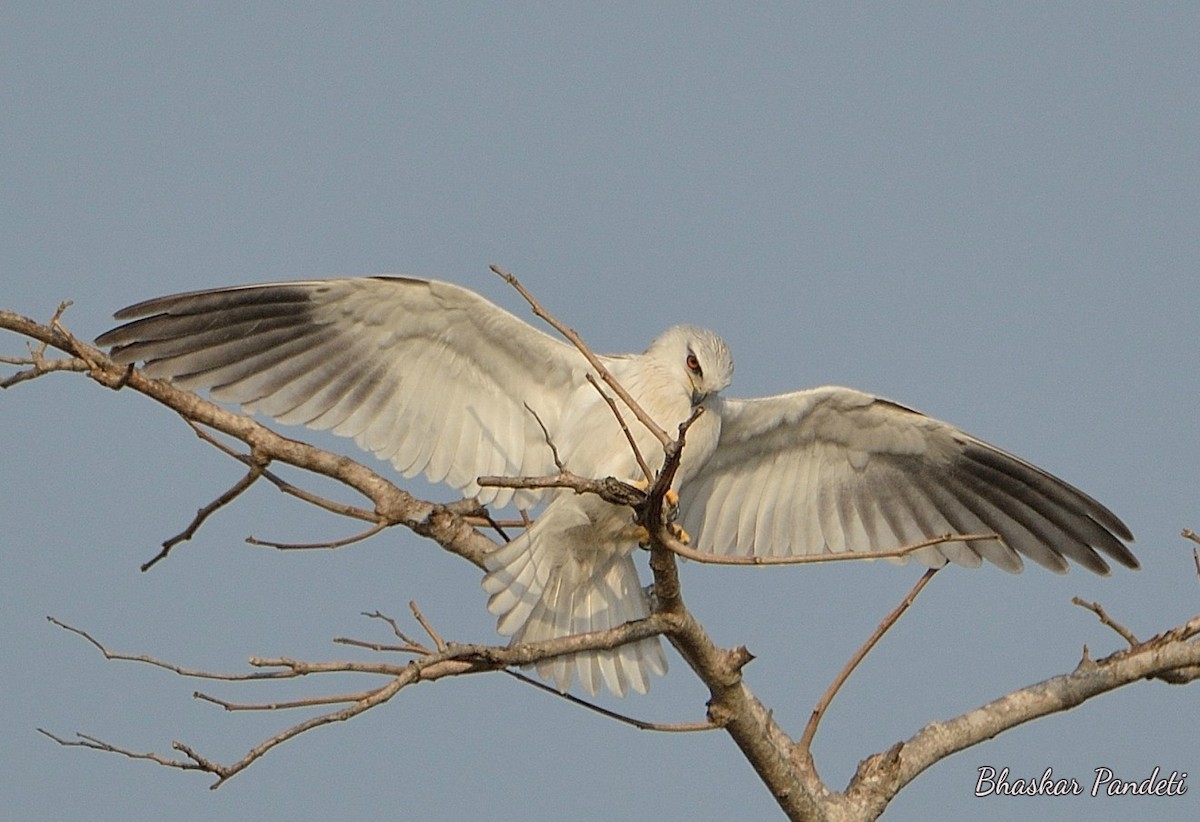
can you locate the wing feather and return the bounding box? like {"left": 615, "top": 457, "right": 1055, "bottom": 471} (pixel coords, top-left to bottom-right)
{"left": 679, "top": 387, "right": 1136, "bottom": 575}
{"left": 97, "top": 278, "right": 583, "bottom": 507}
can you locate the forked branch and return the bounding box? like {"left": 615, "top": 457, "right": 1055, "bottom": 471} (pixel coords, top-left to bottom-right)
{"left": 40, "top": 610, "right": 683, "bottom": 788}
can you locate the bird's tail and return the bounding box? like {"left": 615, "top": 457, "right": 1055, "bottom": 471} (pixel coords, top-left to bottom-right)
{"left": 481, "top": 502, "right": 667, "bottom": 696}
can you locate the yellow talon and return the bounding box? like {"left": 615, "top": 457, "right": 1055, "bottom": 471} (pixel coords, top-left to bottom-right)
{"left": 626, "top": 480, "right": 686, "bottom": 544}
{"left": 630, "top": 478, "right": 680, "bottom": 509}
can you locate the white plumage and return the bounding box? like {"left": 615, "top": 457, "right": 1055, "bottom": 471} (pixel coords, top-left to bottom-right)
{"left": 97, "top": 276, "right": 1137, "bottom": 696}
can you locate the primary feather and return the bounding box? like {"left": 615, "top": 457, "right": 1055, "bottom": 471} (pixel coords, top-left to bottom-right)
{"left": 98, "top": 277, "right": 1136, "bottom": 696}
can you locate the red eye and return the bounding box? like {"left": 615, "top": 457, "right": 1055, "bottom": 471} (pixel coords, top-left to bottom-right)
{"left": 686, "top": 354, "right": 702, "bottom": 375}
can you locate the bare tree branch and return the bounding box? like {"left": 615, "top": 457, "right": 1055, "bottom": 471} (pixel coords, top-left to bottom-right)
{"left": 1, "top": 307, "right": 496, "bottom": 570}
{"left": 42, "top": 609, "right": 684, "bottom": 789}
{"left": 6, "top": 297, "right": 1198, "bottom": 821}
{"left": 839, "top": 615, "right": 1200, "bottom": 820}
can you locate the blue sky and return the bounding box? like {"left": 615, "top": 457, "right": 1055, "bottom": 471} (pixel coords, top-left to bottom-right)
{"left": 2, "top": 3, "right": 1197, "bottom": 820}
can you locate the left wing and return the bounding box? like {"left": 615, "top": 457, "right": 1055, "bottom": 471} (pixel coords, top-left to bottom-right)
{"left": 95, "top": 277, "right": 583, "bottom": 508}
{"left": 677, "top": 387, "right": 1137, "bottom": 574}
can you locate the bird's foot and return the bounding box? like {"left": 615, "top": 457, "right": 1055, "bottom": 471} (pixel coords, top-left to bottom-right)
{"left": 630, "top": 521, "right": 690, "bottom": 547}
{"left": 630, "top": 479, "right": 680, "bottom": 508}
{"left": 628, "top": 481, "right": 687, "bottom": 543}
{"left": 668, "top": 521, "right": 691, "bottom": 545}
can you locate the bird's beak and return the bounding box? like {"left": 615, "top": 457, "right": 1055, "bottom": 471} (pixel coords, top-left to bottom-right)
{"left": 691, "top": 388, "right": 705, "bottom": 407}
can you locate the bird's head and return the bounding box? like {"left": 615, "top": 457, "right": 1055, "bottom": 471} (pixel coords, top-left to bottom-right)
{"left": 649, "top": 325, "right": 734, "bottom": 406}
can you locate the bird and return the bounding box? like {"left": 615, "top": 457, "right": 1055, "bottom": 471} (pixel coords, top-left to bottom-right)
{"left": 96, "top": 276, "right": 1137, "bottom": 696}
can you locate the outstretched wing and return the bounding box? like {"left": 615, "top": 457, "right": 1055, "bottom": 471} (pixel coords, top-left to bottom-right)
{"left": 96, "top": 277, "right": 583, "bottom": 507}
{"left": 678, "top": 387, "right": 1136, "bottom": 574}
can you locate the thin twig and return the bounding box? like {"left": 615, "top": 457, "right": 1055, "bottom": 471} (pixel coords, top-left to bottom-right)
{"left": 661, "top": 531, "right": 1002, "bottom": 567}
{"left": 143, "top": 465, "right": 265, "bottom": 571}
{"left": 475, "top": 511, "right": 513, "bottom": 543}
{"left": 469, "top": 518, "right": 529, "bottom": 529}
{"left": 361, "top": 609, "right": 427, "bottom": 649}
{"left": 491, "top": 264, "right": 671, "bottom": 447}
{"left": 47, "top": 617, "right": 305, "bottom": 681}
{"left": 1182, "top": 530, "right": 1200, "bottom": 581}
{"left": 524, "top": 402, "right": 564, "bottom": 472}
{"left": 203, "top": 676, "right": 409, "bottom": 788}
{"left": 477, "top": 471, "right": 646, "bottom": 507}
{"left": 0, "top": 353, "right": 90, "bottom": 387}
{"left": 245, "top": 520, "right": 388, "bottom": 551}
{"left": 184, "top": 420, "right": 378, "bottom": 522}
{"left": 1071, "top": 597, "right": 1140, "bottom": 647}
{"left": 799, "top": 567, "right": 940, "bottom": 756}
{"left": 332, "top": 637, "right": 424, "bottom": 654}
{"left": 409, "top": 601, "right": 446, "bottom": 653}
{"left": 194, "top": 689, "right": 379, "bottom": 712}
{"left": 586, "top": 372, "right": 653, "bottom": 483}
{"left": 37, "top": 730, "right": 211, "bottom": 773}
{"left": 502, "top": 669, "right": 721, "bottom": 732}
{"left": 42, "top": 610, "right": 679, "bottom": 788}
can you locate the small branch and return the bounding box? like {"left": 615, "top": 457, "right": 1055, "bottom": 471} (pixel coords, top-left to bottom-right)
{"left": 524, "top": 402, "right": 564, "bottom": 472}
{"left": 503, "top": 669, "right": 722, "bottom": 733}
{"left": 200, "top": 676, "right": 409, "bottom": 787}
{"left": 474, "top": 510, "right": 513, "bottom": 543}
{"left": 586, "top": 372, "right": 653, "bottom": 484}
{"left": 184, "top": 420, "right": 378, "bottom": 523}
{"left": 362, "top": 609, "right": 428, "bottom": 650}
{"left": 193, "top": 689, "right": 378, "bottom": 712}
{"left": 38, "top": 730, "right": 212, "bottom": 774}
{"left": 47, "top": 617, "right": 304, "bottom": 682}
{"left": 409, "top": 601, "right": 446, "bottom": 653}
{"left": 661, "top": 531, "right": 1002, "bottom": 567}
{"left": 1071, "top": 597, "right": 1140, "bottom": 647}
{"left": 799, "top": 568, "right": 939, "bottom": 757}
{"left": 477, "top": 471, "right": 646, "bottom": 507}
{"left": 491, "top": 264, "right": 671, "bottom": 448}
{"left": 143, "top": 463, "right": 266, "bottom": 571}
{"left": 43, "top": 608, "right": 681, "bottom": 788}
{"left": 1182, "top": 530, "right": 1200, "bottom": 581}
{"left": 0, "top": 353, "right": 90, "bottom": 387}
{"left": 333, "top": 637, "right": 425, "bottom": 655}
{"left": 842, "top": 613, "right": 1200, "bottom": 818}
{"left": 245, "top": 520, "right": 388, "bottom": 551}
{"left": 2, "top": 303, "right": 85, "bottom": 386}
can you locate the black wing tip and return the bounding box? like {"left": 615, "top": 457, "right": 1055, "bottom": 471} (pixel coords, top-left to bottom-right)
{"left": 959, "top": 440, "right": 1139, "bottom": 574}
{"left": 96, "top": 282, "right": 330, "bottom": 349}
{"left": 93, "top": 327, "right": 120, "bottom": 347}
{"left": 1103, "top": 542, "right": 1140, "bottom": 571}
{"left": 108, "top": 282, "right": 324, "bottom": 321}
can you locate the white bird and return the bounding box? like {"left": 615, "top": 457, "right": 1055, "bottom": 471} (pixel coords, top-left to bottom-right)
{"left": 97, "top": 277, "right": 1137, "bottom": 696}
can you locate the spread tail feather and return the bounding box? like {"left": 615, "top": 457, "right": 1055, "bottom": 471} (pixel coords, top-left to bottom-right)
{"left": 481, "top": 500, "right": 667, "bottom": 696}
